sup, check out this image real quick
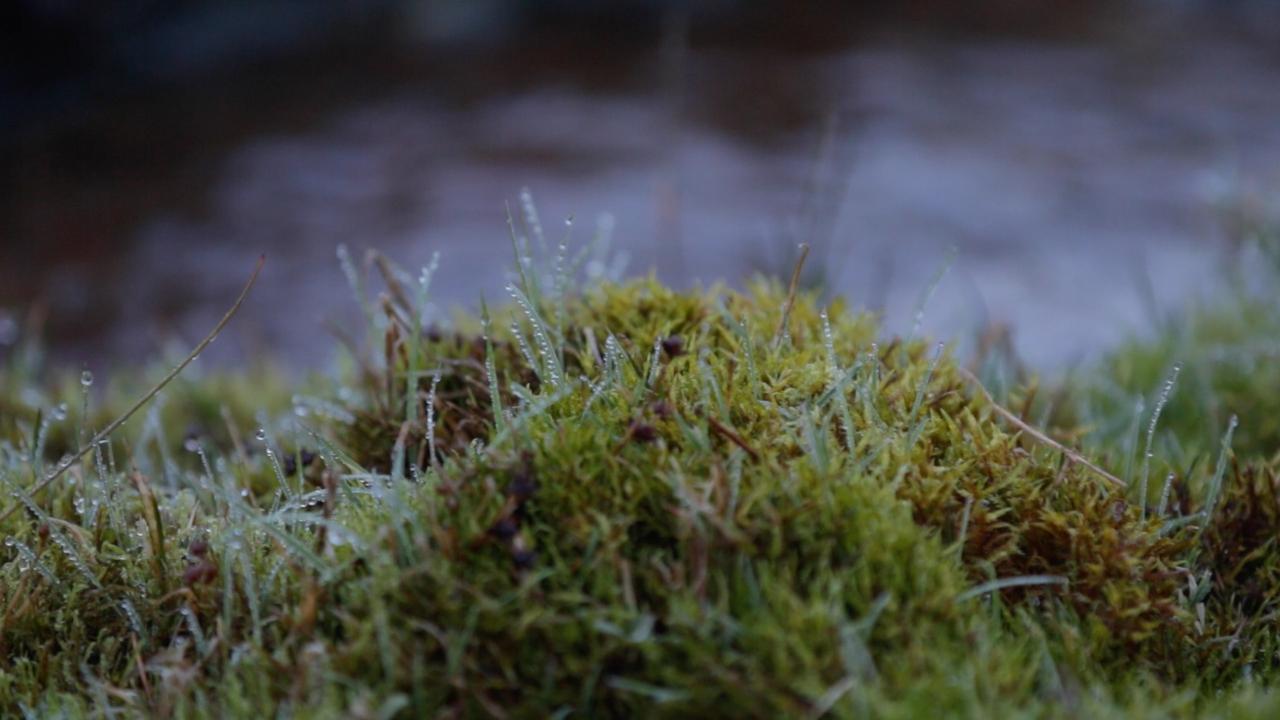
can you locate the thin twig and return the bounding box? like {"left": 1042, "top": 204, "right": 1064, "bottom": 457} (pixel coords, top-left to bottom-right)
{"left": 0, "top": 256, "right": 266, "bottom": 524}
{"left": 959, "top": 367, "right": 1124, "bottom": 488}
{"left": 772, "top": 243, "right": 810, "bottom": 348}
{"left": 707, "top": 416, "right": 761, "bottom": 462}
{"left": 369, "top": 249, "right": 414, "bottom": 317}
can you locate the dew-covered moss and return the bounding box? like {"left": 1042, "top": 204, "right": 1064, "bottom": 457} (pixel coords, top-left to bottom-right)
{"left": 1, "top": 255, "right": 1279, "bottom": 717}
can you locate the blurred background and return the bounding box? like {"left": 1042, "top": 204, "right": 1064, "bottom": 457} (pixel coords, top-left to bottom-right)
{"left": 3, "top": 0, "right": 1279, "bottom": 373}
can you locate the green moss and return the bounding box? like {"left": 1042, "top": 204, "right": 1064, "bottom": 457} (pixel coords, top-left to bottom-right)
{"left": 1, "top": 267, "right": 1278, "bottom": 717}
{"left": 1078, "top": 229, "right": 1280, "bottom": 464}
{"left": 1083, "top": 296, "right": 1280, "bottom": 462}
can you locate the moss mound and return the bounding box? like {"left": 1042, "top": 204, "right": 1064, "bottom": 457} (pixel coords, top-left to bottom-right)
{"left": 2, "top": 272, "right": 1279, "bottom": 717}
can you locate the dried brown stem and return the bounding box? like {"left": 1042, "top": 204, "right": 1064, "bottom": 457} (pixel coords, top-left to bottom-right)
{"left": 959, "top": 367, "right": 1124, "bottom": 488}
{"left": 772, "top": 243, "right": 811, "bottom": 348}
{"left": 707, "top": 416, "right": 761, "bottom": 462}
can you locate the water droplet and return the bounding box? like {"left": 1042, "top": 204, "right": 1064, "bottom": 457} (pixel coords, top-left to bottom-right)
{"left": 183, "top": 437, "right": 201, "bottom": 453}
{"left": 255, "top": 427, "right": 267, "bottom": 442}
{"left": 80, "top": 370, "right": 94, "bottom": 387}
{"left": 3, "top": 537, "right": 14, "bottom": 547}
{"left": 51, "top": 404, "right": 68, "bottom": 421}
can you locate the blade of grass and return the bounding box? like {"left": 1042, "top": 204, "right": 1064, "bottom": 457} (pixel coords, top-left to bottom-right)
{"left": 957, "top": 575, "right": 1067, "bottom": 602}
{"left": 0, "top": 255, "right": 265, "bottom": 524}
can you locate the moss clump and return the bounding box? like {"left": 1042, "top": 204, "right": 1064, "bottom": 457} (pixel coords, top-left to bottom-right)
{"left": 1, "top": 262, "right": 1279, "bottom": 717}
{"left": 1078, "top": 229, "right": 1280, "bottom": 463}
{"left": 1083, "top": 296, "right": 1280, "bottom": 461}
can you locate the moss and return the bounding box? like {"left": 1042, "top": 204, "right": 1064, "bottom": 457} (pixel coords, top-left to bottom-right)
{"left": 1, "top": 266, "right": 1279, "bottom": 717}
{"left": 1077, "top": 229, "right": 1280, "bottom": 464}
{"left": 1083, "top": 296, "right": 1280, "bottom": 461}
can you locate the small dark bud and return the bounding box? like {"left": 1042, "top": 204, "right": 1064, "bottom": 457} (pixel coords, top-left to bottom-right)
{"left": 283, "top": 448, "right": 317, "bottom": 476}
{"left": 651, "top": 401, "right": 674, "bottom": 420}
{"left": 630, "top": 421, "right": 658, "bottom": 444}
{"left": 37, "top": 523, "right": 50, "bottom": 542}
{"left": 183, "top": 560, "right": 218, "bottom": 586}
{"left": 512, "top": 549, "right": 537, "bottom": 570}
{"left": 507, "top": 471, "right": 539, "bottom": 503}
{"left": 661, "top": 335, "right": 685, "bottom": 358}
{"left": 489, "top": 517, "right": 519, "bottom": 541}
{"left": 425, "top": 324, "right": 444, "bottom": 343}
{"left": 189, "top": 539, "right": 209, "bottom": 557}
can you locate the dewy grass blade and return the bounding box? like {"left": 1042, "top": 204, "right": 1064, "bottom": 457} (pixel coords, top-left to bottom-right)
{"left": 1139, "top": 363, "right": 1181, "bottom": 520}
{"left": 0, "top": 256, "right": 265, "bottom": 524}
{"left": 957, "top": 575, "right": 1067, "bottom": 602}
{"left": 1200, "top": 414, "right": 1239, "bottom": 526}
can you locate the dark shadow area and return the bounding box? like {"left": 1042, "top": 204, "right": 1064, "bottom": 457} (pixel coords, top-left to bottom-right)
{"left": 3, "top": 0, "right": 1279, "bottom": 370}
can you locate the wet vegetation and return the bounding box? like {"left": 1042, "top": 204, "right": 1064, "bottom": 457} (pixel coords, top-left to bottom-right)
{"left": 2, "top": 218, "right": 1280, "bottom": 717}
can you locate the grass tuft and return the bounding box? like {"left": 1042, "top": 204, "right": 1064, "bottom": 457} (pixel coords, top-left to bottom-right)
{"left": 1, "top": 236, "right": 1279, "bottom": 717}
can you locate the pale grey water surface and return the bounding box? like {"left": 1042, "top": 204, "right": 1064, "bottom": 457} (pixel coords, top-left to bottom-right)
{"left": 6, "top": 24, "right": 1280, "bottom": 373}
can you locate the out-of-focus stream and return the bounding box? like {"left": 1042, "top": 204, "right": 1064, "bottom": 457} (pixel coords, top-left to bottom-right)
{"left": 4, "top": 15, "right": 1280, "bottom": 372}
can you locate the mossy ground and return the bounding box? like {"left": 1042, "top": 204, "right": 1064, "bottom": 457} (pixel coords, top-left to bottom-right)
{"left": 2, "top": 235, "right": 1279, "bottom": 718}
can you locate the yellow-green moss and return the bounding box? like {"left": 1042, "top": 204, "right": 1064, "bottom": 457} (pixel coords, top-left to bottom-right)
{"left": 0, "top": 273, "right": 1277, "bottom": 718}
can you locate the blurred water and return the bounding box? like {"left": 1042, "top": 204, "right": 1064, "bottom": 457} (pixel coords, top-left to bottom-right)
{"left": 6, "top": 24, "right": 1280, "bottom": 372}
